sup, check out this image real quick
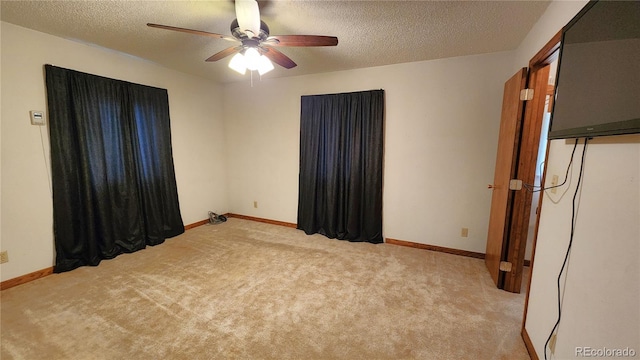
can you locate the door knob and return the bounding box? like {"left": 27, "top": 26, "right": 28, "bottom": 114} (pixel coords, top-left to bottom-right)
{"left": 488, "top": 184, "right": 495, "bottom": 189}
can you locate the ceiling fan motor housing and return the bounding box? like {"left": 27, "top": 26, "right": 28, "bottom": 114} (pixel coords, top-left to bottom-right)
{"left": 230, "top": 18, "right": 270, "bottom": 41}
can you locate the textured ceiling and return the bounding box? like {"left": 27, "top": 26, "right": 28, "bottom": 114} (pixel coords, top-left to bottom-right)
{"left": 1, "top": 0, "right": 551, "bottom": 83}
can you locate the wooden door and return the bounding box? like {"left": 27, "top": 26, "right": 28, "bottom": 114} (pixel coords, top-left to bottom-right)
{"left": 485, "top": 68, "right": 528, "bottom": 288}
{"left": 502, "top": 64, "right": 551, "bottom": 293}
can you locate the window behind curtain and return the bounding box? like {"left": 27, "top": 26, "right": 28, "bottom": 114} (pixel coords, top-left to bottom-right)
{"left": 45, "top": 65, "right": 184, "bottom": 273}
{"left": 297, "top": 89, "right": 384, "bottom": 243}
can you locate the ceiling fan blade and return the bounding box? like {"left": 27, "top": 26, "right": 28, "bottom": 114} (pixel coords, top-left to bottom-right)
{"left": 147, "top": 23, "right": 238, "bottom": 42}
{"left": 261, "top": 47, "right": 297, "bottom": 69}
{"left": 267, "top": 35, "right": 338, "bottom": 47}
{"left": 206, "top": 46, "right": 242, "bottom": 62}
{"left": 235, "top": 0, "right": 261, "bottom": 38}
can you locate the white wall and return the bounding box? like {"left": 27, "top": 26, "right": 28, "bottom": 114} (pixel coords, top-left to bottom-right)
{"left": 515, "top": 1, "right": 640, "bottom": 358}
{"left": 528, "top": 137, "right": 640, "bottom": 359}
{"left": 0, "top": 22, "right": 228, "bottom": 281}
{"left": 223, "top": 51, "right": 515, "bottom": 254}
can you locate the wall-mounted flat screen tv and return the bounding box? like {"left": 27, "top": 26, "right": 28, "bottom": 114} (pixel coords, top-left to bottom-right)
{"left": 549, "top": 0, "right": 640, "bottom": 139}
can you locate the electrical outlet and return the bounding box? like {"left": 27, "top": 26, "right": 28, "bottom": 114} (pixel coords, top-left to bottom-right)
{"left": 30, "top": 110, "right": 45, "bottom": 126}
{"left": 550, "top": 175, "right": 559, "bottom": 194}
{"left": 461, "top": 228, "right": 469, "bottom": 237}
{"left": 253, "top": 201, "right": 258, "bottom": 208}
{"left": 549, "top": 333, "right": 557, "bottom": 354}
{"left": 0, "top": 251, "right": 8, "bottom": 264}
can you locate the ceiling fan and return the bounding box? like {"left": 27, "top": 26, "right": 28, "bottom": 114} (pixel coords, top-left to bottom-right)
{"left": 147, "top": 0, "right": 338, "bottom": 75}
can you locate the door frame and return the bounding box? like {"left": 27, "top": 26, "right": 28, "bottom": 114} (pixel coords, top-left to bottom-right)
{"left": 520, "top": 30, "right": 562, "bottom": 359}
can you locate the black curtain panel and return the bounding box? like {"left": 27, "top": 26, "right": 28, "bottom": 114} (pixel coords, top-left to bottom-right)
{"left": 45, "top": 65, "right": 184, "bottom": 273}
{"left": 297, "top": 89, "right": 384, "bottom": 243}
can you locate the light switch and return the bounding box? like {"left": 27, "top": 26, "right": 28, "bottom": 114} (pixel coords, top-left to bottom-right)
{"left": 30, "top": 111, "right": 45, "bottom": 126}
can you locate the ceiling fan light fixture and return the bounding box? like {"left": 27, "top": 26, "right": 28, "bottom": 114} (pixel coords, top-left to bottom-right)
{"left": 257, "top": 55, "right": 274, "bottom": 75}
{"left": 228, "top": 52, "right": 247, "bottom": 75}
{"left": 244, "top": 47, "right": 261, "bottom": 71}
{"left": 228, "top": 48, "right": 273, "bottom": 76}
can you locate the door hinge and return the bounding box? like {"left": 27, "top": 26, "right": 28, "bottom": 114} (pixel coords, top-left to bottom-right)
{"left": 509, "top": 179, "right": 523, "bottom": 190}
{"left": 520, "top": 88, "right": 534, "bottom": 101}
{"left": 500, "top": 261, "right": 513, "bottom": 272}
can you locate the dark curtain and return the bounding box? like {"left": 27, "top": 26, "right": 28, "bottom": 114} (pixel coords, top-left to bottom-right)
{"left": 45, "top": 65, "right": 184, "bottom": 273}
{"left": 297, "top": 89, "right": 384, "bottom": 243}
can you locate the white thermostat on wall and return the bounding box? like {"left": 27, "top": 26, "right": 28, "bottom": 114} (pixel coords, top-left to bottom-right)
{"left": 30, "top": 110, "right": 45, "bottom": 126}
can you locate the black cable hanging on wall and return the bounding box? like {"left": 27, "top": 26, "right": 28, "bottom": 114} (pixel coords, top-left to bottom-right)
{"left": 543, "top": 137, "right": 589, "bottom": 360}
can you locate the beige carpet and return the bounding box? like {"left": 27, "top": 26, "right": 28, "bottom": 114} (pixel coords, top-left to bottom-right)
{"left": 1, "top": 218, "right": 530, "bottom": 360}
